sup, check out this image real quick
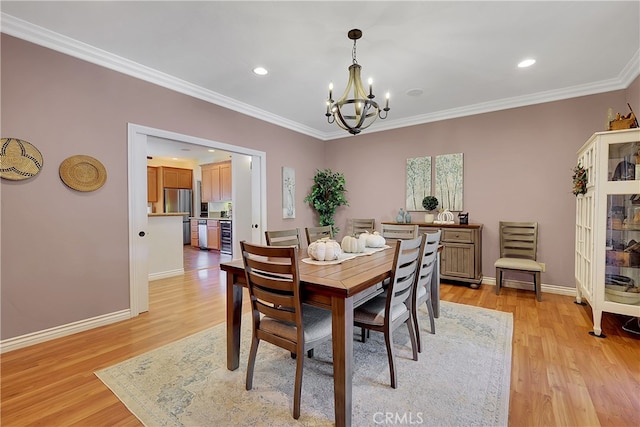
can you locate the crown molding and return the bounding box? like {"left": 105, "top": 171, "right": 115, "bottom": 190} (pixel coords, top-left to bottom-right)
{"left": 0, "top": 13, "right": 326, "bottom": 140}
{"left": 3, "top": 13, "right": 638, "bottom": 142}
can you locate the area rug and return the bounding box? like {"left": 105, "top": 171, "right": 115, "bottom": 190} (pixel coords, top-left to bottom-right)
{"left": 96, "top": 301, "right": 513, "bottom": 426}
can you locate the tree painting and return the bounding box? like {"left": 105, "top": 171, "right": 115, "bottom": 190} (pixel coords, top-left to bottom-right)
{"left": 406, "top": 156, "right": 431, "bottom": 210}
{"left": 282, "top": 166, "right": 295, "bottom": 218}
{"left": 435, "top": 153, "right": 463, "bottom": 211}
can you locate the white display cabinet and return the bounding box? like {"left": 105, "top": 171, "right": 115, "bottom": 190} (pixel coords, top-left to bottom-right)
{"left": 575, "top": 128, "right": 640, "bottom": 336}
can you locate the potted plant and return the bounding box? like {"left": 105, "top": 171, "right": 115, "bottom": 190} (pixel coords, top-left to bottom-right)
{"left": 422, "top": 195, "right": 439, "bottom": 223}
{"left": 304, "top": 169, "right": 349, "bottom": 234}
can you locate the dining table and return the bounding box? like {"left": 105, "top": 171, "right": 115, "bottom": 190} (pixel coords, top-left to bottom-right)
{"left": 220, "top": 241, "right": 441, "bottom": 427}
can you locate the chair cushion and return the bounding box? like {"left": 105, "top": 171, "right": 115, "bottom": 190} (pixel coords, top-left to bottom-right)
{"left": 260, "top": 304, "right": 332, "bottom": 343}
{"left": 494, "top": 257, "right": 543, "bottom": 272}
{"left": 354, "top": 295, "right": 408, "bottom": 325}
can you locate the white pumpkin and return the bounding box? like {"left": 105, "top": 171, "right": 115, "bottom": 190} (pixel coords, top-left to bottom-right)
{"left": 341, "top": 235, "right": 365, "bottom": 253}
{"left": 308, "top": 238, "right": 342, "bottom": 261}
{"left": 366, "top": 231, "right": 386, "bottom": 248}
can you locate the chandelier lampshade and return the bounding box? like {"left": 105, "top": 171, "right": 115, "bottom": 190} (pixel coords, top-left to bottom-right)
{"left": 325, "top": 29, "right": 390, "bottom": 135}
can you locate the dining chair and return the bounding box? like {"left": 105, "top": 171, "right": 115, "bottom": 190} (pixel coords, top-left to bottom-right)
{"left": 353, "top": 235, "right": 423, "bottom": 389}
{"left": 265, "top": 228, "right": 301, "bottom": 248}
{"left": 494, "top": 221, "right": 543, "bottom": 301}
{"left": 381, "top": 223, "right": 419, "bottom": 240}
{"left": 412, "top": 230, "right": 441, "bottom": 353}
{"left": 304, "top": 225, "right": 334, "bottom": 245}
{"left": 346, "top": 218, "right": 376, "bottom": 236}
{"left": 240, "top": 241, "right": 333, "bottom": 420}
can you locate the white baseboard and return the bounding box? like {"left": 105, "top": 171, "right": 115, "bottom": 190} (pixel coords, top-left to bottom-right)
{"left": 481, "top": 277, "right": 577, "bottom": 297}
{"left": 149, "top": 268, "right": 184, "bottom": 281}
{"left": 0, "top": 309, "right": 131, "bottom": 354}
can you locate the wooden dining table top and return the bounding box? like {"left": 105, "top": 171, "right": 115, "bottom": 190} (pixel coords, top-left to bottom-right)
{"left": 220, "top": 243, "right": 397, "bottom": 298}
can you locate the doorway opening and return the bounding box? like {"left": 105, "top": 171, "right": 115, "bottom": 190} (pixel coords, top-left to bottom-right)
{"left": 128, "top": 123, "right": 266, "bottom": 316}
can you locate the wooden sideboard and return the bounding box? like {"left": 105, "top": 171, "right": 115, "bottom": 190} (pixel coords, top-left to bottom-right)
{"left": 382, "top": 222, "right": 483, "bottom": 288}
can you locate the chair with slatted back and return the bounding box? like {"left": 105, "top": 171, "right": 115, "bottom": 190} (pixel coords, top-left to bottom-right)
{"left": 354, "top": 235, "right": 423, "bottom": 389}
{"left": 346, "top": 218, "right": 376, "bottom": 236}
{"left": 381, "top": 223, "right": 419, "bottom": 241}
{"left": 494, "top": 221, "right": 543, "bottom": 301}
{"left": 265, "top": 228, "right": 301, "bottom": 248}
{"left": 304, "top": 225, "right": 334, "bottom": 245}
{"left": 412, "top": 230, "right": 441, "bottom": 353}
{"left": 240, "top": 241, "right": 333, "bottom": 420}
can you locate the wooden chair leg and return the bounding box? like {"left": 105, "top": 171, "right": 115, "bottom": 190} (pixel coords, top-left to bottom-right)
{"left": 412, "top": 306, "right": 421, "bottom": 353}
{"left": 293, "top": 351, "right": 304, "bottom": 419}
{"left": 246, "top": 336, "right": 259, "bottom": 390}
{"left": 384, "top": 327, "right": 397, "bottom": 389}
{"left": 534, "top": 271, "right": 542, "bottom": 302}
{"left": 307, "top": 349, "right": 314, "bottom": 358}
{"left": 495, "top": 268, "right": 502, "bottom": 295}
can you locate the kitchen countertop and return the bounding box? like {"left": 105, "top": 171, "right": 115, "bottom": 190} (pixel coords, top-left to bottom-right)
{"left": 189, "top": 216, "right": 232, "bottom": 221}
{"left": 148, "top": 212, "right": 189, "bottom": 217}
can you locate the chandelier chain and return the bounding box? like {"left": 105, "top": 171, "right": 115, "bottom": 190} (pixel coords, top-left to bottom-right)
{"left": 352, "top": 39, "right": 358, "bottom": 65}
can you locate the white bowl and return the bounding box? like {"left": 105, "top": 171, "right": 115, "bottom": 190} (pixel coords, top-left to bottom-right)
{"left": 605, "top": 285, "right": 640, "bottom": 305}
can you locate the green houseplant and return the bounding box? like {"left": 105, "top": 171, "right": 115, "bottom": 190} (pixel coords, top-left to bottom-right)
{"left": 304, "top": 169, "right": 349, "bottom": 234}
{"left": 422, "top": 195, "right": 439, "bottom": 223}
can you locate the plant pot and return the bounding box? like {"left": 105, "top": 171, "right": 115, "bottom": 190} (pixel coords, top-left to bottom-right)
{"left": 424, "top": 213, "right": 435, "bottom": 223}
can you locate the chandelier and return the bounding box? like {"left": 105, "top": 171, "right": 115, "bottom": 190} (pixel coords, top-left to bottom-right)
{"left": 325, "top": 29, "right": 390, "bottom": 135}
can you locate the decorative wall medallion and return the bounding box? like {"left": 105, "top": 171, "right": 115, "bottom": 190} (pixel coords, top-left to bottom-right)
{"left": 0, "top": 138, "right": 44, "bottom": 180}
{"left": 59, "top": 155, "right": 107, "bottom": 192}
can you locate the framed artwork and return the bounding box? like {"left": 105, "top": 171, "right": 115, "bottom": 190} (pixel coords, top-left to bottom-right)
{"left": 406, "top": 156, "right": 432, "bottom": 210}
{"left": 282, "top": 166, "right": 295, "bottom": 219}
{"left": 435, "top": 153, "right": 463, "bottom": 211}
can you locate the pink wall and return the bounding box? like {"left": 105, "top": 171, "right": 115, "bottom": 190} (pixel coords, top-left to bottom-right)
{"left": 0, "top": 35, "right": 323, "bottom": 339}
{"left": 326, "top": 90, "right": 634, "bottom": 289}
{"left": 1, "top": 34, "right": 637, "bottom": 340}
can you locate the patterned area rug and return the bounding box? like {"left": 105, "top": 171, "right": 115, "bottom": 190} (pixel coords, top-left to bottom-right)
{"left": 96, "top": 301, "right": 513, "bottom": 426}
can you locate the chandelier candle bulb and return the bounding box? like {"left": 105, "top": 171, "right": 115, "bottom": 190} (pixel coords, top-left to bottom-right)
{"left": 385, "top": 92, "right": 390, "bottom": 109}
{"left": 368, "top": 78, "right": 373, "bottom": 97}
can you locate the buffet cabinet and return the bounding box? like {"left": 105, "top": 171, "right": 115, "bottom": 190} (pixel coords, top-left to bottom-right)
{"left": 382, "top": 222, "right": 483, "bottom": 287}
{"left": 575, "top": 129, "right": 640, "bottom": 336}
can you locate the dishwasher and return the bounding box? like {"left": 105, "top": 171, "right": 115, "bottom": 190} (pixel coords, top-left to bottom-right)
{"left": 198, "top": 219, "right": 208, "bottom": 249}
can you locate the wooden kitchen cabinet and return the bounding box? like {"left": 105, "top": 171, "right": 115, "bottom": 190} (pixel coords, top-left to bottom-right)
{"left": 162, "top": 167, "right": 193, "bottom": 189}
{"left": 201, "top": 161, "right": 232, "bottom": 202}
{"left": 190, "top": 219, "right": 199, "bottom": 247}
{"left": 147, "top": 166, "right": 158, "bottom": 202}
{"left": 207, "top": 219, "right": 220, "bottom": 250}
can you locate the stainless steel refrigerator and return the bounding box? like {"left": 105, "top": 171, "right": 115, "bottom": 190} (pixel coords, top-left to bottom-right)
{"left": 164, "top": 188, "right": 193, "bottom": 245}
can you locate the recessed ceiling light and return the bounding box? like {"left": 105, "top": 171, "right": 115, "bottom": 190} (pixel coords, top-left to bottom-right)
{"left": 253, "top": 67, "right": 268, "bottom": 75}
{"left": 208, "top": 149, "right": 215, "bottom": 152}
{"left": 406, "top": 88, "right": 424, "bottom": 97}
{"left": 180, "top": 148, "right": 190, "bottom": 151}
{"left": 518, "top": 58, "right": 536, "bottom": 68}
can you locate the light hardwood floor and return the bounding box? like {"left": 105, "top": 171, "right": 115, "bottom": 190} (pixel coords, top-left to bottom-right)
{"left": 2, "top": 247, "right": 639, "bottom": 426}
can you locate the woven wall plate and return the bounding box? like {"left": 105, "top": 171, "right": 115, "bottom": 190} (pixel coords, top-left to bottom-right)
{"left": 0, "top": 138, "right": 44, "bottom": 180}
{"left": 59, "top": 155, "right": 107, "bottom": 192}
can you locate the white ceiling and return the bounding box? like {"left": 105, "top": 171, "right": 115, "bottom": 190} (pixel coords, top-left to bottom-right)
{"left": 2, "top": 1, "right": 639, "bottom": 147}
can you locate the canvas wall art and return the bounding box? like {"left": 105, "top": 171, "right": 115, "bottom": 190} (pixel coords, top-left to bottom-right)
{"left": 282, "top": 166, "right": 295, "bottom": 218}
{"left": 435, "top": 153, "right": 463, "bottom": 211}
{"left": 406, "top": 156, "right": 432, "bottom": 210}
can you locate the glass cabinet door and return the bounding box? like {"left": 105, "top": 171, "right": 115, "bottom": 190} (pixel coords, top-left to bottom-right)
{"left": 604, "top": 138, "right": 640, "bottom": 305}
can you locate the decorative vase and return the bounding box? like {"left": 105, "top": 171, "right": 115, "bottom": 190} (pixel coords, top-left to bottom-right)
{"left": 396, "top": 208, "right": 405, "bottom": 223}
{"left": 405, "top": 212, "right": 412, "bottom": 223}
{"left": 424, "top": 213, "right": 435, "bottom": 223}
